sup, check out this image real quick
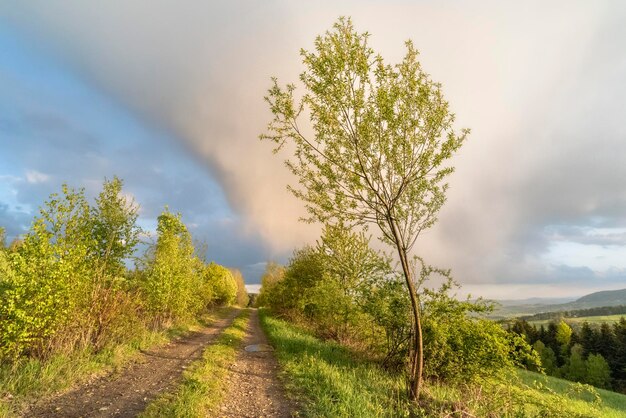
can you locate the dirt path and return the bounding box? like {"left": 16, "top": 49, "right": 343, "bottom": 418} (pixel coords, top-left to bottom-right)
{"left": 25, "top": 310, "right": 239, "bottom": 418}
{"left": 217, "top": 309, "right": 295, "bottom": 418}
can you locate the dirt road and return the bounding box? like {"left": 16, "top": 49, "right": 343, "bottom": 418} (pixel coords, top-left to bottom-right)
{"left": 25, "top": 310, "right": 239, "bottom": 418}
{"left": 217, "top": 309, "right": 295, "bottom": 418}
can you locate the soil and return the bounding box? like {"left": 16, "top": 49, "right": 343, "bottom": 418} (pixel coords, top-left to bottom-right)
{"left": 217, "top": 309, "right": 296, "bottom": 418}
{"left": 25, "top": 310, "right": 239, "bottom": 418}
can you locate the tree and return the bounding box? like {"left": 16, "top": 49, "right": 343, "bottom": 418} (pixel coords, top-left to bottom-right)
{"left": 261, "top": 17, "right": 467, "bottom": 400}
{"left": 142, "top": 209, "right": 202, "bottom": 324}
{"left": 204, "top": 262, "right": 237, "bottom": 306}
{"left": 229, "top": 268, "right": 249, "bottom": 307}
{"left": 534, "top": 340, "right": 557, "bottom": 375}
{"left": 597, "top": 323, "right": 616, "bottom": 370}
{"left": 586, "top": 353, "right": 611, "bottom": 389}
{"left": 562, "top": 344, "right": 587, "bottom": 383}
{"left": 613, "top": 318, "right": 626, "bottom": 389}
{"left": 555, "top": 320, "right": 572, "bottom": 346}
{"left": 90, "top": 176, "right": 141, "bottom": 279}
{"left": 256, "top": 262, "right": 286, "bottom": 308}
{"left": 310, "top": 223, "right": 393, "bottom": 342}
{"left": 555, "top": 320, "right": 573, "bottom": 361}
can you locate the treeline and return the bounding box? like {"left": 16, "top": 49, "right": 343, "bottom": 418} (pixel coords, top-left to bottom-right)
{"left": 0, "top": 177, "right": 247, "bottom": 363}
{"left": 509, "top": 319, "right": 626, "bottom": 392}
{"left": 258, "top": 224, "right": 537, "bottom": 385}
{"left": 518, "top": 305, "right": 626, "bottom": 322}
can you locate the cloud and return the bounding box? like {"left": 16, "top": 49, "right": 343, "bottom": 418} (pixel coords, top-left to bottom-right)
{"left": 25, "top": 170, "right": 50, "bottom": 184}
{"left": 2, "top": 1, "right": 626, "bottom": 294}
{"left": 544, "top": 225, "right": 626, "bottom": 247}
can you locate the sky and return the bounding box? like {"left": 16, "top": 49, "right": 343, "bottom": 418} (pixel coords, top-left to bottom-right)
{"left": 1, "top": 1, "right": 625, "bottom": 299}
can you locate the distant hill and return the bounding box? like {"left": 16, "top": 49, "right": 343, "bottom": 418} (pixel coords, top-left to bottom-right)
{"left": 489, "top": 288, "right": 626, "bottom": 318}
{"left": 576, "top": 288, "right": 626, "bottom": 306}
{"left": 496, "top": 297, "right": 576, "bottom": 307}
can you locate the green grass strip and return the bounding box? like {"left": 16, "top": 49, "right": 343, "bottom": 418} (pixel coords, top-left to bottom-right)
{"left": 0, "top": 307, "right": 235, "bottom": 418}
{"left": 259, "top": 309, "right": 411, "bottom": 418}
{"left": 140, "top": 308, "right": 251, "bottom": 418}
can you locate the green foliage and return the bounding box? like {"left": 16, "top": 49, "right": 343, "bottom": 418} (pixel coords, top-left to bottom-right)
{"left": 421, "top": 278, "right": 540, "bottom": 385}
{"left": 0, "top": 177, "right": 241, "bottom": 414}
{"left": 228, "top": 268, "right": 249, "bottom": 307}
{"left": 0, "top": 185, "right": 94, "bottom": 359}
{"left": 262, "top": 17, "right": 467, "bottom": 237}
{"left": 360, "top": 277, "right": 412, "bottom": 369}
{"left": 203, "top": 263, "right": 237, "bottom": 307}
{"left": 0, "top": 177, "right": 232, "bottom": 365}
{"left": 511, "top": 318, "right": 626, "bottom": 391}
{"left": 90, "top": 176, "right": 141, "bottom": 279}
{"left": 556, "top": 320, "right": 573, "bottom": 346}
{"left": 534, "top": 340, "right": 558, "bottom": 375}
{"left": 141, "top": 210, "right": 206, "bottom": 324}
{"left": 255, "top": 262, "right": 285, "bottom": 308}
{"left": 586, "top": 354, "right": 612, "bottom": 389}
{"left": 562, "top": 344, "right": 588, "bottom": 383}
{"left": 261, "top": 225, "right": 395, "bottom": 351}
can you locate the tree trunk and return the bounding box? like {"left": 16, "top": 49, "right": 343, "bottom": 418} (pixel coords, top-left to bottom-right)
{"left": 389, "top": 219, "right": 423, "bottom": 402}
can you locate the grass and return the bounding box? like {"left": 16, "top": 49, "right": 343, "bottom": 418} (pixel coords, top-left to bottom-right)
{"left": 259, "top": 309, "right": 412, "bottom": 417}
{"left": 260, "top": 309, "right": 626, "bottom": 417}
{"left": 139, "top": 308, "right": 251, "bottom": 418}
{"left": 516, "top": 370, "right": 626, "bottom": 417}
{"left": 528, "top": 314, "right": 625, "bottom": 328}
{"left": 0, "top": 307, "right": 235, "bottom": 418}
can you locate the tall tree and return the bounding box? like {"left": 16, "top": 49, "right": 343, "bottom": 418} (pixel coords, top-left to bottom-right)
{"left": 90, "top": 176, "right": 141, "bottom": 279}
{"left": 229, "top": 268, "right": 249, "bottom": 307}
{"left": 262, "top": 17, "right": 467, "bottom": 400}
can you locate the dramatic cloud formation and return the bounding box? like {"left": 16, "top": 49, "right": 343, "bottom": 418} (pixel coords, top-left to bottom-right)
{"left": 1, "top": 1, "right": 625, "bottom": 297}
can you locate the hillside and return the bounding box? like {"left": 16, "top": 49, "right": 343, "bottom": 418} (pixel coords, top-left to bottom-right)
{"left": 491, "top": 288, "right": 626, "bottom": 318}
{"left": 577, "top": 289, "right": 626, "bottom": 306}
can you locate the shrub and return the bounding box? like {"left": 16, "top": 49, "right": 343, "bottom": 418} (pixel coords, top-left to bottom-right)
{"left": 422, "top": 280, "right": 539, "bottom": 385}
{"left": 204, "top": 262, "right": 236, "bottom": 306}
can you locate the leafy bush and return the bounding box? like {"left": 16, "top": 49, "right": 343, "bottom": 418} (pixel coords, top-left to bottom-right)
{"left": 0, "top": 177, "right": 231, "bottom": 363}
{"left": 203, "top": 263, "right": 237, "bottom": 306}
{"left": 0, "top": 186, "right": 93, "bottom": 359}
{"left": 422, "top": 279, "right": 539, "bottom": 385}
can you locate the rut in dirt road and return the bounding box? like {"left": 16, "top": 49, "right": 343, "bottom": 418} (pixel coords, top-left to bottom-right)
{"left": 25, "top": 310, "right": 240, "bottom": 418}
{"left": 218, "top": 309, "right": 295, "bottom": 418}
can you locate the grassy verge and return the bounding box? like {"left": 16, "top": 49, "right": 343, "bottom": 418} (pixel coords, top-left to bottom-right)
{"left": 259, "top": 309, "right": 412, "bottom": 417}
{"left": 0, "top": 307, "right": 235, "bottom": 418}
{"left": 260, "top": 309, "right": 626, "bottom": 417}
{"left": 140, "top": 308, "right": 251, "bottom": 418}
